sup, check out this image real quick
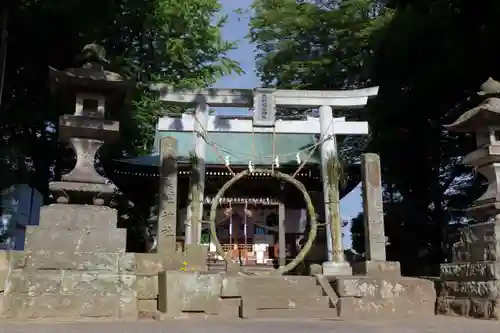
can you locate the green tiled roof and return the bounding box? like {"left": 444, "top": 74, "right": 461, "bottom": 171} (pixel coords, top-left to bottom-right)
{"left": 120, "top": 131, "right": 321, "bottom": 166}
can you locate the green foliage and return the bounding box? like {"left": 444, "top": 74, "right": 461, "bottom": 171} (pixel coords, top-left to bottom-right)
{"left": 249, "top": 0, "right": 392, "bottom": 89}
{"left": 0, "top": 0, "right": 242, "bottom": 198}
{"left": 249, "top": 0, "right": 495, "bottom": 275}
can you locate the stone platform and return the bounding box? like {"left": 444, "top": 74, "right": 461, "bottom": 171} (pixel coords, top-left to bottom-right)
{"left": 150, "top": 271, "right": 436, "bottom": 320}
{"left": 0, "top": 204, "right": 138, "bottom": 320}
{"left": 330, "top": 276, "right": 436, "bottom": 318}
{"left": 156, "top": 273, "right": 338, "bottom": 320}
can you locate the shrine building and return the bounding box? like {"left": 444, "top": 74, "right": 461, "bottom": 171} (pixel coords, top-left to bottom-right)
{"left": 110, "top": 114, "right": 362, "bottom": 267}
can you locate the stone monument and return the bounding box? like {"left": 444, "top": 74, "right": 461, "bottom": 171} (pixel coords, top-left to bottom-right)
{"left": 352, "top": 153, "right": 401, "bottom": 276}
{"left": 0, "top": 45, "right": 138, "bottom": 320}
{"left": 157, "top": 137, "right": 179, "bottom": 258}
{"left": 331, "top": 153, "right": 435, "bottom": 318}
{"left": 437, "top": 77, "right": 500, "bottom": 319}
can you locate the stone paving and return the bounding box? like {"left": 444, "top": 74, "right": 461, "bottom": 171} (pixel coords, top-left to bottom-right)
{"left": 2, "top": 317, "right": 500, "bottom": 333}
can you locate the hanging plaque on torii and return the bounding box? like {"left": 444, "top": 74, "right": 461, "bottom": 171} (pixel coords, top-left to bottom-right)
{"left": 253, "top": 88, "right": 277, "bottom": 127}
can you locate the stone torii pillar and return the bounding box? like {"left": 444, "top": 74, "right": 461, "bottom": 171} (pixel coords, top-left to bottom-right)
{"left": 151, "top": 85, "right": 378, "bottom": 274}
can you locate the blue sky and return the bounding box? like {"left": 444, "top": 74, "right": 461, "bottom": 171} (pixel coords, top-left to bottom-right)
{"left": 215, "top": 0, "right": 363, "bottom": 249}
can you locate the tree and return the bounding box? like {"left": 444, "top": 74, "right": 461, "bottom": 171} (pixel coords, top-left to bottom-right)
{"left": 0, "top": 0, "right": 242, "bottom": 200}
{"left": 249, "top": 0, "right": 497, "bottom": 275}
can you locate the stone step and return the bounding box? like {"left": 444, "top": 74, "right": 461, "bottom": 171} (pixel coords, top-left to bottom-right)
{"left": 10, "top": 251, "right": 135, "bottom": 273}
{"left": 217, "top": 298, "right": 241, "bottom": 318}
{"left": 207, "top": 261, "right": 275, "bottom": 273}
{"left": 254, "top": 308, "right": 338, "bottom": 320}
{"left": 39, "top": 204, "right": 118, "bottom": 229}
{"left": 5, "top": 270, "right": 136, "bottom": 297}
{"left": 253, "top": 295, "right": 330, "bottom": 309}
{"left": 241, "top": 276, "right": 321, "bottom": 296}
{"left": 25, "top": 226, "right": 126, "bottom": 252}
{"left": 207, "top": 261, "right": 226, "bottom": 272}
{"left": 0, "top": 294, "right": 137, "bottom": 319}
{"left": 242, "top": 265, "right": 276, "bottom": 273}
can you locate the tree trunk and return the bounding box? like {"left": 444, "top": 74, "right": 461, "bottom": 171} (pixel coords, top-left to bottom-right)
{"left": 0, "top": 6, "right": 9, "bottom": 109}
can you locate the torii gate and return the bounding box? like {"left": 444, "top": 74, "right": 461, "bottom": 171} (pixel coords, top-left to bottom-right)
{"left": 151, "top": 85, "right": 378, "bottom": 273}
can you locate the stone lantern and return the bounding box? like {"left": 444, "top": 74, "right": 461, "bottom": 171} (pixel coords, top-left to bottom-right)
{"left": 48, "top": 44, "right": 132, "bottom": 204}
{"left": 0, "top": 45, "right": 139, "bottom": 320}
{"left": 436, "top": 78, "right": 500, "bottom": 319}
{"left": 445, "top": 77, "right": 500, "bottom": 221}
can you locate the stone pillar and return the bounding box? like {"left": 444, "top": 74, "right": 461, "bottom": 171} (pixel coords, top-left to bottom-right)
{"left": 186, "top": 100, "right": 208, "bottom": 244}
{"left": 352, "top": 153, "right": 400, "bottom": 277}
{"left": 319, "top": 105, "right": 335, "bottom": 263}
{"left": 278, "top": 202, "right": 286, "bottom": 268}
{"left": 319, "top": 105, "right": 352, "bottom": 276}
{"left": 158, "top": 137, "right": 178, "bottom": 256}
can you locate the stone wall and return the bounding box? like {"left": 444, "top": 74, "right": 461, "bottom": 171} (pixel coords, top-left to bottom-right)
{"left": 437, "top": 220, "right": 500, "bottom": 319}
{"left": 332, "top": 276, "right": 436, "bottom": 318}
{"left": 0, "top": 204, "right": 138, "bottom": 320}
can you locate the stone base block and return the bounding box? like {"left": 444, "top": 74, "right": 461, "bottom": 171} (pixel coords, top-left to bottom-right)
{"left": 309, "top": 263, "right": 323, "bottom": 276}
{"left": 5, "top": 270, "right": 137, "bottom": 297}
{"left": 9, "top": 250, "right": 135, "bottom": 273}
{"left": 135, "top": 253, "right": 163, "bottom": 275}
{"left": 332, "top": 276, "right": 436, "bottom": 300}
{"left": 333, "top": 276, "right": 436, "bottom": 318}
{"left": 39, "top": 204, "right": 118, "bottom": 229}
{"left": 25, "top": 226, "right": 126, "bottom": 253}
{"left": 137, "top": 299, "right": 158, "bottom": 319}
{"left": 436, "top": 297, "right": 500, "bottom": 319}
{"left": 218, "top": 298, "right": 241, "bottom": 318}
{"left": 136, "top": 275, "right": 158, "bottom": 300}
{"left": 438, "top": 280, "right": 500, "bottom": 299}
{"left": 157, "top": 271, "right": 222, "bottom": 315}
{"left": 452, "top": 241, "right": 500, "bottom": 262}
{"left": 221, "top": 275, "right": 243, "bottom": 298}
{"left": 239, "top": 297, "right": 256, "bottom": 319}
{"left": 459, "top": 221, "right": 500, "bottom": 244}
{"left": 322, "top": 261, "right": 352, "bottom": 276}
{"left": 48, "top": 182, "right": 115, "bottom": 206}
{"left": 337, "top": 296, "right": 435, "bottom": 318}
{"left": 440, "top": 262, "right": 500, "bottom": 281}
{"left": 183, "top": 244, "right": 209, "bottom": 272}
{"left": 352, "top": 260, "right": 401, "bottom": 277}
{"left": 0, "top": 294, "right": 137, "bottom": 319}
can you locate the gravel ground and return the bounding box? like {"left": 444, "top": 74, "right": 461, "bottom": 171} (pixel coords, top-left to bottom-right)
{"left": 2, "top": 317, "right": 500, "bottom": 333}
